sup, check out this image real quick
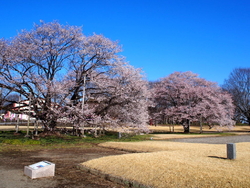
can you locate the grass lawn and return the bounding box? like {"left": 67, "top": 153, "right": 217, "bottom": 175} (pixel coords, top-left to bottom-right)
{"left": 149, "top": 124, "right": 250, "bottom": 133}
{"left": 148, "top": 125, "right": 249, "bottom": 140}
{"left": 1, "top": 126, "right": 250, "bottom": 187}
{"left": 81, "top": 140, "right": 250, "bottom": 188}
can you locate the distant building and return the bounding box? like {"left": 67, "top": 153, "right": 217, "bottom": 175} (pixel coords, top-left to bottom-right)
{"left": 3, "top": 100, "right": 36, "bottom": 121}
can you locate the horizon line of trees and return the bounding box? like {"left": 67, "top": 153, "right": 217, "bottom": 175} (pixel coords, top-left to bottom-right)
{"left": 0, "top": 21, "right": 249, "bottom": 135}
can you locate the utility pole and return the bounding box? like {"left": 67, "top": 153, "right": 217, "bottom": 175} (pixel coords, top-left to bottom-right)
{"left": 82, "top": 74, "right": 86, "bottom": 111}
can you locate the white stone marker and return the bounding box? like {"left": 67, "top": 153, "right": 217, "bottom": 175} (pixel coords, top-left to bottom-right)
{"left": 24, "top": 161, "right": 55, "bottom": 179}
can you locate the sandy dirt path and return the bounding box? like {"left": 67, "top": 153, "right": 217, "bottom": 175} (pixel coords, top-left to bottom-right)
{"left": 0, "top": 146, "right": 128, "bottom": 188}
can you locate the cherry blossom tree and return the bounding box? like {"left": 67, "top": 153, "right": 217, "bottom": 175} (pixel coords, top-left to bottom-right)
{"left": 87, "top": 63, "right": 149, "bottom": 132}
{"left": 0, "top": 21, "right": 149, "bottom": 133}
{"left": 151, "top": 71, "right": 235, "bottom": 133}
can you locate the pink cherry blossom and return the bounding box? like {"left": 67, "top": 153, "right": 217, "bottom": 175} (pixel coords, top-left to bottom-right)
{"left": 150, "top": 71, "right": 235, "bottom": 132}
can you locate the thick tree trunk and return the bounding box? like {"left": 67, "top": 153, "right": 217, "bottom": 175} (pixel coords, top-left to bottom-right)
{"left": 183, "top": 119, "right": 190, "bottom": 133}
{"left": 41, "top": 118, "right": 57, "bottom": 132}
{"left": 200, "top": 116, "right": 203, "bottom": 134}
{"left": 49, "top": 119, "right": 57, "bottom": 130}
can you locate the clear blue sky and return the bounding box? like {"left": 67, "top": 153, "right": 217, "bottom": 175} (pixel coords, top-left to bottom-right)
{"left": 1, "top": 0, "right": 249, "bottom": 85}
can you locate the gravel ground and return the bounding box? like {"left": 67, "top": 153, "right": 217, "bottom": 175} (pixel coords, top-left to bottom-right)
{"left": 172, "top": 134, "right": 250, "bottom": 144}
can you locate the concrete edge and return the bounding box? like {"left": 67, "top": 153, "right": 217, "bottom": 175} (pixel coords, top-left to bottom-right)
{"left": 77, "top": 164, "right": 152, "bottom": 188}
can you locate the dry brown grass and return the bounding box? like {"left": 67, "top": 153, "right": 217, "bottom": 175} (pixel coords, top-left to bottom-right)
{"left": 151, "top": 133, "right": 221, "bottom": 140}
{"left": 149, "top": 125, "right": 250, "bottom": 140}
{"left": 149, "top": 125, "right": 250, "bottom": 133}
{"left": 81, "top": 141, "right": 250, "bottom": 188}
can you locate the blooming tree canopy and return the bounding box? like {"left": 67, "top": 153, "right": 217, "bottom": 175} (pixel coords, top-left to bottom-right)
{"left": 0, "top": 21, "right": 149, "bottom": 133}
{"left": 151, "top": 71, "right": 235, "bottom": 132}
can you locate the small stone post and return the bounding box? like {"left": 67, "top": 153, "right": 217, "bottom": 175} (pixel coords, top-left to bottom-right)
{"left": 227, "top": 143, "right": 236, "bottom": 160}
{"left": 118, "top": 132, "right": 122, "bottom": 139}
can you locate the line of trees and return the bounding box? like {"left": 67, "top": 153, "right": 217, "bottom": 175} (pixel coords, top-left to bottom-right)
{"left": 0, "top": 21, "right": 247, "bottom": 134}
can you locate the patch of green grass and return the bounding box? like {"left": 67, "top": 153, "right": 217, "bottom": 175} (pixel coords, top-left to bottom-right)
{"left": 1, "top": 139, "right": 40, "bottom": 145}
{"left": 235, "top": 123, "right": 249, "bottom": 126}
{"left": 0, "top": 130, "right": 151, "bottom": 152}
{"left": 81, "top": 132, "right": 151, "bottom": 143}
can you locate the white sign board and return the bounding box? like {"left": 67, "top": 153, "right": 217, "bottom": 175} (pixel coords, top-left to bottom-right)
{"left": 29, "top": 161, "right": 51, "bottom": 170}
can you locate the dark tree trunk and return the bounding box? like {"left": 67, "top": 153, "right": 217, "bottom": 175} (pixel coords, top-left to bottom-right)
{"left": 199, "top": 116, "right": 203, "bottom": 134}
{"left": 183, "top": 119, "right": 190, "bottom": 133}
